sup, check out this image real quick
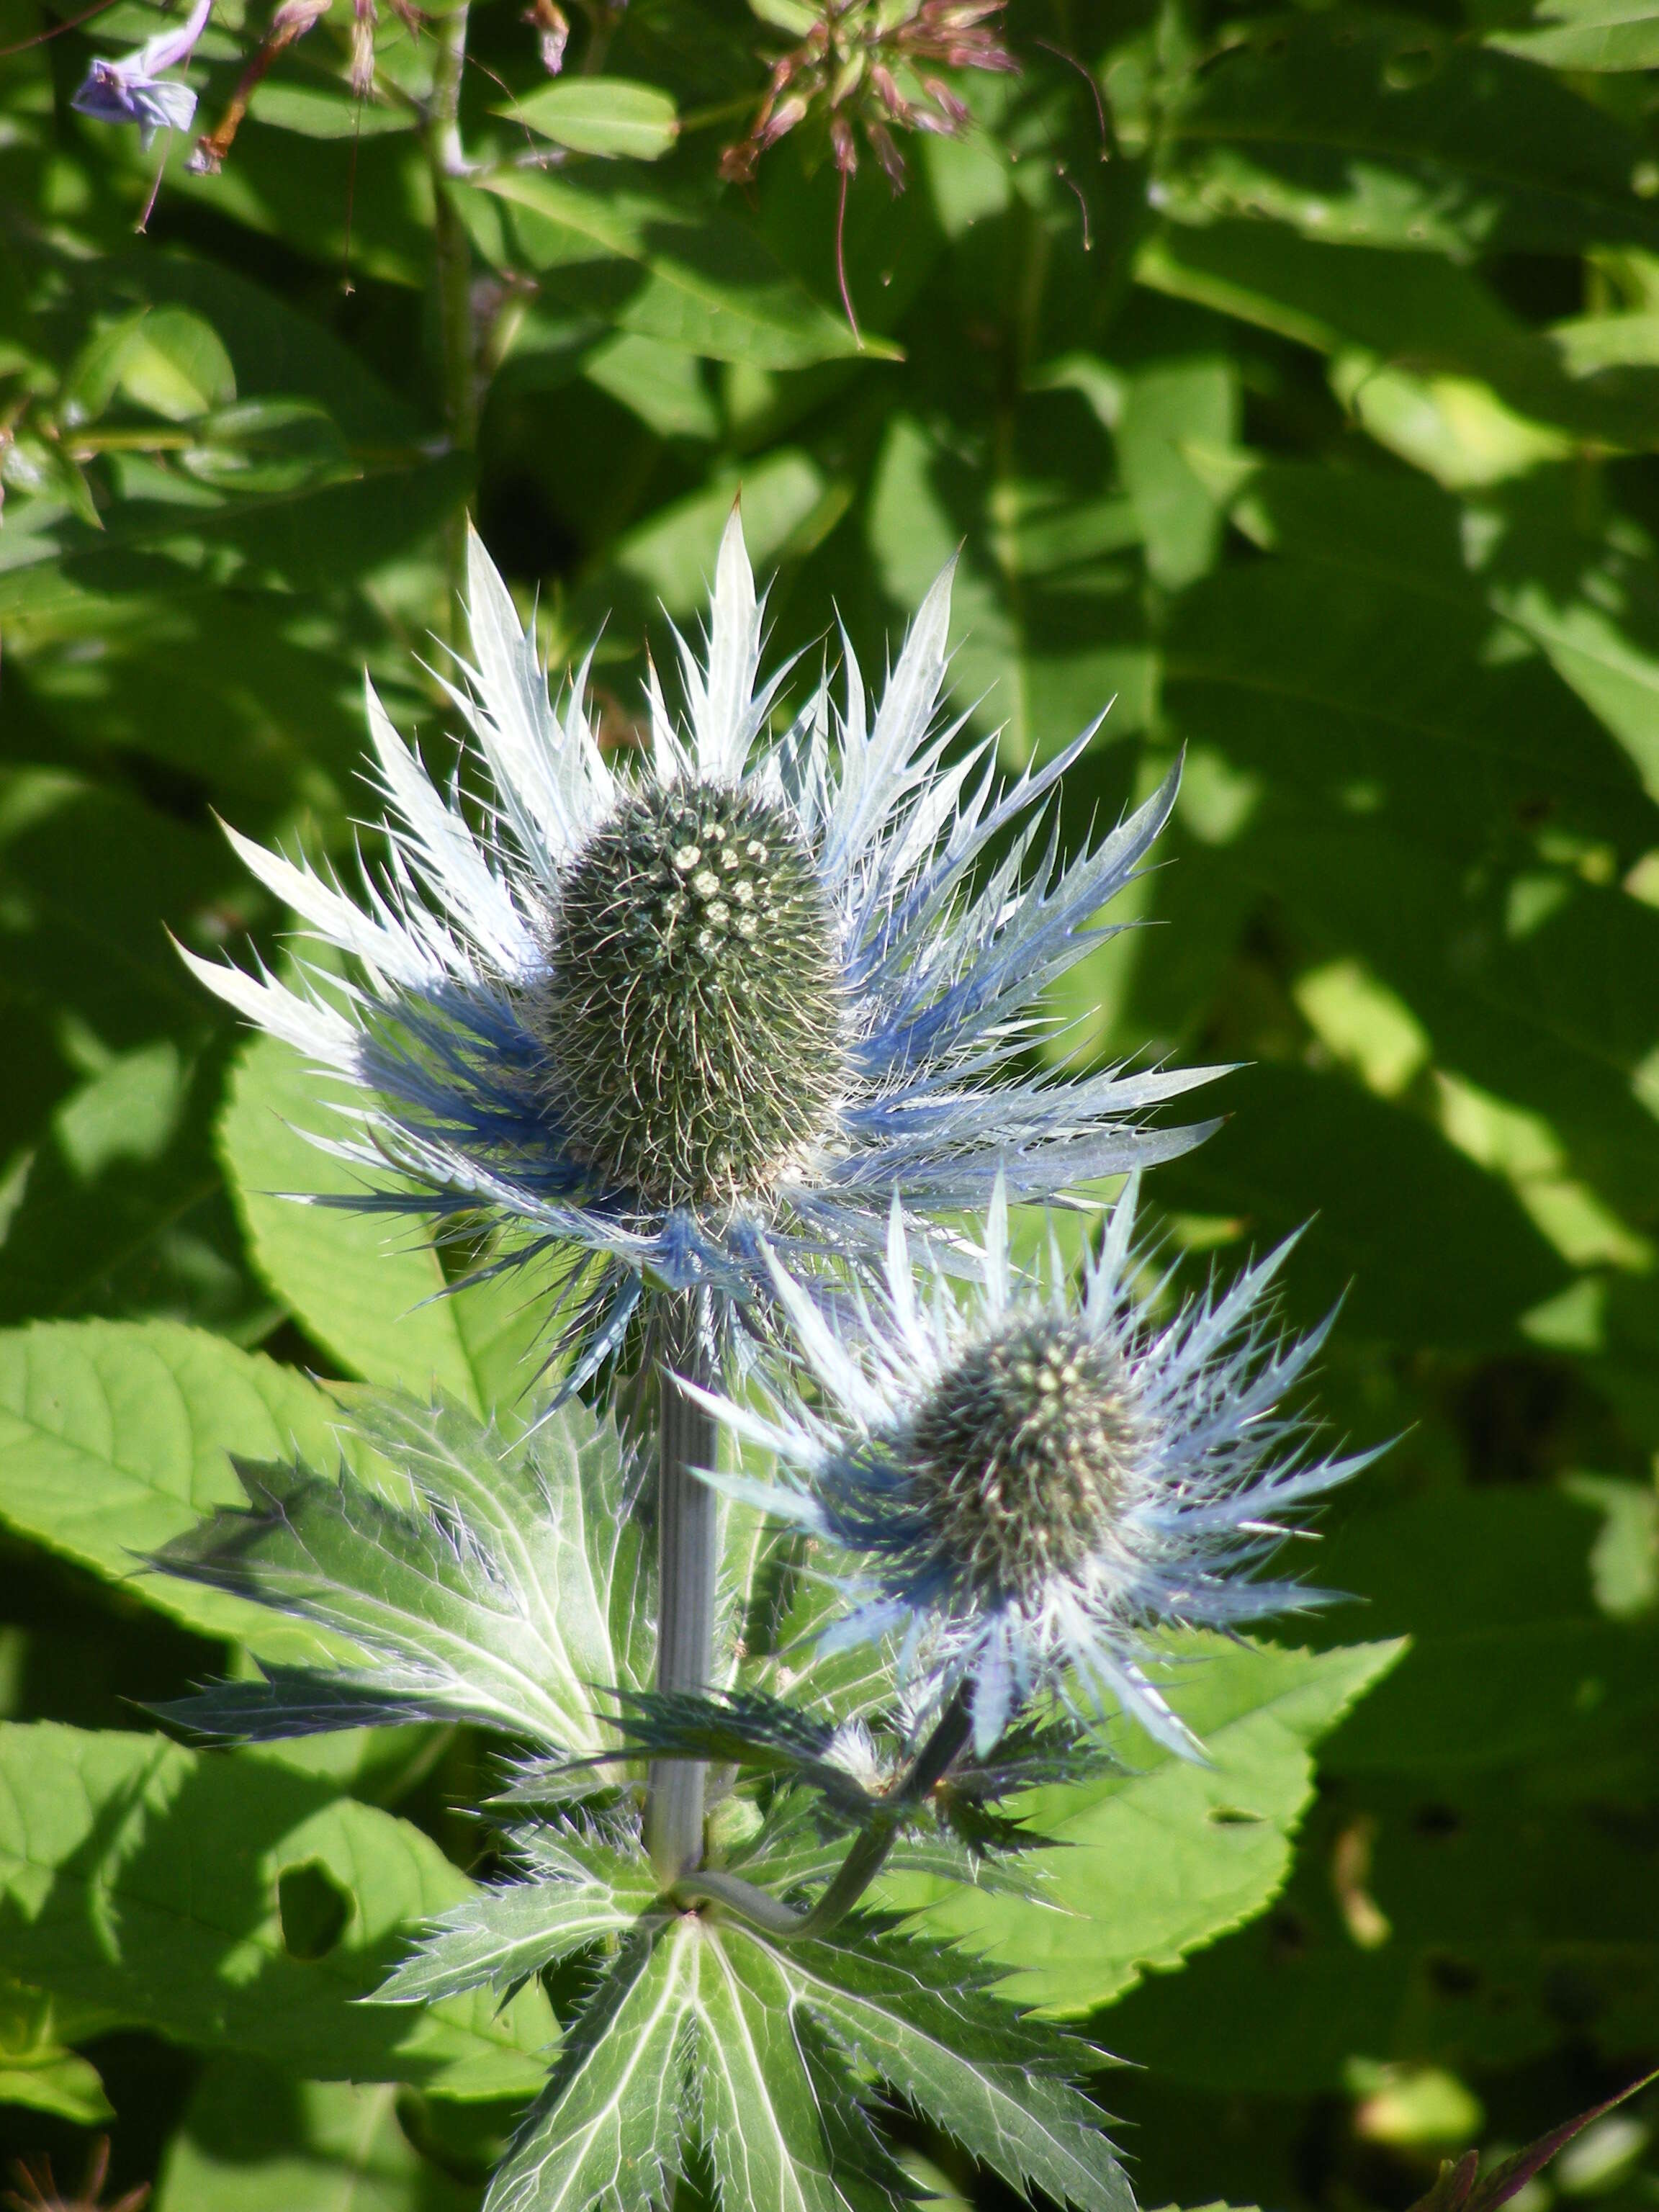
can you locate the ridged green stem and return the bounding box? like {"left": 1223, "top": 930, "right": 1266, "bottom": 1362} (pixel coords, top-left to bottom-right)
{"left": 644, "top": 1293, "right": 719, "bottom": 1884}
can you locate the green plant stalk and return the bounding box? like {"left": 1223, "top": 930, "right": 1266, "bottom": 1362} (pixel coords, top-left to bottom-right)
{"left": 675, "top": 1686, "right": 975, "bottom": 1939}
{"left": 424, "top": 0, "right": 476, "bottom": 634}
{"left": 644, "top": 1292, "right": 719, "bottom": 1884}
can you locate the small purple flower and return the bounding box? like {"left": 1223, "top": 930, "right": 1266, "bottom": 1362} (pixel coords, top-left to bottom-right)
{"left": 73, "top": 0, "right": 212, "bottom": 147}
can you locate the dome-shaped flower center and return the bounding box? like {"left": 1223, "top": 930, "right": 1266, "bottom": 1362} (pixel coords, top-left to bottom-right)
{"left": 906, "top": 1320, "right": 1137, "bottom": 1604}
{"left": 534, "top": 784, "right": 845, "bottom": 1208}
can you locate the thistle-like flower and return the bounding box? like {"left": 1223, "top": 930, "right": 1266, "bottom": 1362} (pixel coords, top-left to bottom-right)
{"left": 696, "top": 1182, "right": 1380, "bottom": 1758}
{"left": 183, "top": 510, "right": 1216, "bottom": 1380}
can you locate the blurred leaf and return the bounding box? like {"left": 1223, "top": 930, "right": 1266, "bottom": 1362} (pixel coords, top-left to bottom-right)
{"left": 1488, "top": 0, "right": 1659, "bottom": 68}
{"left": 69, "top": 253, "right": 421, "bottom": 446}
{"left": 1150, "top": 1066, "right": 1572, "bottom": 1348}
{"left": 0, "top": 776, "right": 238, "bottom": 1148}
{"left": 244, "top": 81, "right": 418, "bottom": 138}
{"left": 1318, "top": 1487, "right": 1659, "bottom": 1773}
{"left": 1563, "top": 1473, "right": 1659, "bottom": 1617}
{"left": 116, "top": 306, "right": 237, "bottom": 423}
{"left": 896, "top": 1640, "right": 1403, "bottom": 2015}
{"left": 1138, "top": 222, "right": 1659, "bottom": 458}
{"left": 0, "top": 1039, "right": 270, "bottom": 1336}
{"left": 154, "top": 2056, "right": 477, "bottom": 2210}
{"left": 1155, "top": 12, "right": 1659, "bottom": 255}
{"left": 179, "top": 401, "right": 351, "bottom": 495}
{"left": 218, "top": 1034, "right": 550, "bottom": 1420}
{"left": 1107, "top": 1755, "right": 1659, "bottom": 2087}
{"left": 582, "top": 332, "right": 720, "bottom": 439}
{"left": 0, "top": 449, "right": 471, "bottom": 629}
{"left": 501, "top": 78, "right": 679, "bottom": 162}
{"left": 607, "top": 448, "right": 830, "bottom": 611}
{"left": 0, "top": 1722, "right": 552, "bottom": 2093}
{"left": 1115, "top": 357, "right": 1241, "bottom": 588}
{"left": 868, "top": 410, "right": 1153, "bottom": 760}
{"left": 0, "top": 1984, "right": 112, "bottom": 2123}
{"left": 472, "top": 170, "right": 887, "bottom": 367}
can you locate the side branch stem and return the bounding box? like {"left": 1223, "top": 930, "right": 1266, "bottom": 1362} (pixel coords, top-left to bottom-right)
{"left": 644, "top": 1292, "right": 719, "bottom": 1884}
{"left": 676, "top": 1686, "right": 974, "bottom": 1940}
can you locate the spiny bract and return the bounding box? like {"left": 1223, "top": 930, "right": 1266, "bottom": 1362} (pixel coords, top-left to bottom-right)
{"left": 184, "top": 508, "right": 1220, "bottom": 1379}
{"left": 693, "top": 1180, "right": 1383, "bottom": 1758}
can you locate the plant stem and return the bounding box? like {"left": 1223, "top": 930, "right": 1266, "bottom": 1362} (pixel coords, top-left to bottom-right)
{"left": 644, "top": 1292, "right": 719, "bottom": 1884}
{"left": 675, "top": 1686, "right": 975, "bottom": 1940}
{"left": 424, "top": 0, "right": 475, "bottom": 637}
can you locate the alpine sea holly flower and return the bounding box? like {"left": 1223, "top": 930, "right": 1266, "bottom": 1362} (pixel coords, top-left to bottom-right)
{"left": 181, "top": 509, "right": 1216, "bottom": 1382}
{"left": 696, "top": 1179, "right": 1380, "bottom": 1759}
{"left": 72, "top": 0, "right": 212, "bottom": 145}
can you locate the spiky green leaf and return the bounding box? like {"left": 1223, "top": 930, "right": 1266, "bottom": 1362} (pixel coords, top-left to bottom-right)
{"left": 485, "top": 1913, "right": 1127, "bottom": 2212}
{"left": 154, "top": 1388, "right": 652, "bottom": 1758}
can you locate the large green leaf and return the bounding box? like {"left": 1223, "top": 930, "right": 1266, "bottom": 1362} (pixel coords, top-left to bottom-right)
{"left": 1318, "top": 1488, "right": 1659, "bottom": 1775}
{"left": 0, "top": 1038, "right": 270, "bottom": 1337}
{"left": 1136, "top": 222, "right": 1659, "bottom": 458}
{"left": 0, "top": 452, "right": 470, "bottom": 631}
{"left": 1154, "top": 11, "right": 1659, "bottom": 255}
{"left": 0, "top": 1723, "right": 552, "bottom": 2095}
{"left": 220, "top": 1035, "right": 549, "bottom": 1419}
{"left": 155, "top": 2057, "right": 478, "bottom": 2212}
{"left": 0, "top": 1317, "right": 349, "bottom": 1657}
{"left": 470, "top": 171, "right": 886, "bottom": 368}
{"left": 896, "top": 1638, "right": 1402, "bottom": 2015}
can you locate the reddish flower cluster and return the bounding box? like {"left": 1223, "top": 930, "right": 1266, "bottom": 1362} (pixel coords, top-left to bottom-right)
{"left": 720, "top": 1, "right": 1016, "bottom": 190}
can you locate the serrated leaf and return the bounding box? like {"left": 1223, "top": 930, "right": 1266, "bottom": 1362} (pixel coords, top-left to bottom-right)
{"left": 893, "top": 1638, "right": 1404, "bottom": 2014}
{"left": 488, "top": 1929, "right": 689, "bottom": 2212}
{"left": 759, "top": 1931, "right": 1132, "bottom": 2212}
{"left": 0, "top": 1318, "right": 350, "bottom": 1659}
{"left": 693, "top": 1929, "right": 881, "bottom": 2212}
{"left": 153, "top": 1388, "right": 653, "bottom": 1757}
{"left": 379, "top": 1833, "right": 658, "bottom": 2005}
{"left": 489, "top": 1913, "right": 1127, "bottom": 2212}
{"left": 220, "top": 1035, "right": 550, "bottom": 1421}
{"left": 0, "top": 1723, "right": 553, "bottom": 2095}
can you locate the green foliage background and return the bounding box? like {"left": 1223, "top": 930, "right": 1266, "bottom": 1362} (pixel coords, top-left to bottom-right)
{"left": 1, "top": 0, "right": 1657, "bottom": 2203}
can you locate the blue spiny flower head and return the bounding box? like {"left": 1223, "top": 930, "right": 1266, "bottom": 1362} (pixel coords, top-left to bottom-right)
{"left": 183, "top": 509, "right": 1220, "bottom": 1380}
{"left": 695, "top": 1181, "right": 1381, "bottom": 1758}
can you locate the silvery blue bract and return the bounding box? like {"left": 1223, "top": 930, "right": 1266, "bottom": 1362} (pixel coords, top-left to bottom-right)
{"left": 184, "top": 509, "right": 1219, "bottom": 1380}
{"left": 693, "top": 1179, "right": 1382, "bottom": 1757}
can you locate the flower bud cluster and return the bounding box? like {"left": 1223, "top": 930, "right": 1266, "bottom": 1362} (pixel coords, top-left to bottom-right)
{"left": 721, "top": 0, "right": 1017, "bottom": 189}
